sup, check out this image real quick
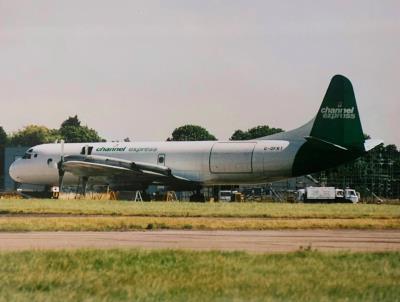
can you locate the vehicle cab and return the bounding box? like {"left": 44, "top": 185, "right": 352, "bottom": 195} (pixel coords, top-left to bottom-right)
{"left": 344, "top": 189, "right": 360, "bottom": 203}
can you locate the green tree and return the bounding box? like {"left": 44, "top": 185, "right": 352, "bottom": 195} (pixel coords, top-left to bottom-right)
{"left": 0, "top": 126, "right": 7, "bottom": 145}
{"left": 385, "top": 144, "right": 398, "bottom": 154}
{"left": 61, "top": 115, "right": 81, "bottom": 128}
{"left": 59, "top": 115, "right": 104, "bottom": 143}
{"left": 167, "top": 125, "right": 217, "bottom": 141}
{"left": 9, "top": 125, "right": 60, "bottom": 146}
{"left": 230, "top": 125, "right": 284, "bottom": 140}
{"left": 230, "top": 130, "right": 248, "bottom": 140}
{"left": 59, "top": 125, "right": 103, "bottom": 143}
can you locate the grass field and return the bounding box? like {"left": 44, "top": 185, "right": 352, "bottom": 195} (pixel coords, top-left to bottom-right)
{"left": 1, "top": 199, "right": 399, "bottom": 231}
{"left": 0, "top": 216, "right": 399, "bottom": 231}
{"left": 1, "top": 199, "right": 400, "bottom": 218}
{"left": 0, "top": 249, "right": 398, "bottom": 302}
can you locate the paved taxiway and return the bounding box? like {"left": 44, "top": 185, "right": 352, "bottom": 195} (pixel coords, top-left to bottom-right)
{"left": 0, "top": 230, "right": 399, "bottom": 252}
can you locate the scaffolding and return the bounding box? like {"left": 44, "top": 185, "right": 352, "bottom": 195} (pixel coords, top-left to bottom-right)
{"left": 313, "top": 145, "right": 400, "bottom": 200}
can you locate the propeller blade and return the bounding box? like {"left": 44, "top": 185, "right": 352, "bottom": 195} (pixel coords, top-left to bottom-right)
{"left": 58, "top": 170, "right": 65, "bottom": 191}
{"left": 60, "top": 139, "right": 65, "bottom": 162}
{"left": 58, "top": 140, "right": 65, "bottom": 193}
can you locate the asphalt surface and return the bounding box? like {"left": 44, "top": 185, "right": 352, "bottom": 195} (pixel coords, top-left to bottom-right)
{"left": 0, "top": 230, "right": 399, "bottom": 252}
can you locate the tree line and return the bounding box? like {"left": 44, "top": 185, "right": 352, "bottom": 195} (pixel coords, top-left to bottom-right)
{"left": 0, "top": 116, "right": 284, "bottom": 146}
{"left": 0, "top": 115, "right": 103, "bottom": 147}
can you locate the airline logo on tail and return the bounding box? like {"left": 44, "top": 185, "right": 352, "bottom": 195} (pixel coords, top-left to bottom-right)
{"left": 320, "top": 106, "right": 356, "bottom": 119}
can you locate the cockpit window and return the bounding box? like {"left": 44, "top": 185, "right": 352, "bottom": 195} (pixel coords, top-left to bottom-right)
{"left": 22, "top": 151, "right": 38, "bottom": 159}
{"left": 22, "top": 148, "right": 35, "bottom": 159}
{"left": 22, "top": 153, "right": 31, "bottom": 159}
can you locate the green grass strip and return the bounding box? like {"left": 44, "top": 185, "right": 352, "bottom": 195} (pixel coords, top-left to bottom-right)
{"left": 1, "top": 199, "right": 400, "bottom": 219}
{"left": 0, "top": 216, "right": 399, "bottom": 231}
{"left": 0, "top": 249, "right": 398, "bottom": 302}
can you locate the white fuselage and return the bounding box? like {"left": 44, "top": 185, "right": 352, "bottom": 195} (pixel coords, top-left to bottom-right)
{"left": 8, "top": 75, "right": 380, "bottom": 190}
{"left": 9, "top": 139, "right": 305, "bottom": 187}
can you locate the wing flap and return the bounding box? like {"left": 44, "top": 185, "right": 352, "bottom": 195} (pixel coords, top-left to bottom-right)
{"left": 62, "top": 155, "right": 191, "bottom": 182}
{"left": 63, "top": 160, "right": 137, "bottom": 177}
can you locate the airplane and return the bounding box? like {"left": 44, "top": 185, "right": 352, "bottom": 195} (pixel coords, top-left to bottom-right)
{"left": 9, "top": 75, "right": 382, "bottom": 198}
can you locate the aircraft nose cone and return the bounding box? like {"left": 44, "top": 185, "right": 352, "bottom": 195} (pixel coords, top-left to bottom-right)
{"left": 9, "top": 160, "right": 22, "bottom": 183}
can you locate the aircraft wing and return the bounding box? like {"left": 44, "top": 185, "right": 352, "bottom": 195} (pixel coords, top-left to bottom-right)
{"left": 62, "top": 154, "right": 188, "bottom": 181}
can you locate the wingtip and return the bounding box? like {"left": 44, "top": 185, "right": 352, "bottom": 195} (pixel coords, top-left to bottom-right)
{"left": 364, "top": 139, "right": 384, "bottom": 152}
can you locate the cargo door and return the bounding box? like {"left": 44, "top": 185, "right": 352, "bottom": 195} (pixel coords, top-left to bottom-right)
{"left": 209, "top": 142, "right": 256, "bottom": 174}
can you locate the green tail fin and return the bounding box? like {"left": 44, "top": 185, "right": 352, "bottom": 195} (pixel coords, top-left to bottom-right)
{"left": 310, "top": 75, "right": 365, "bottom": 151}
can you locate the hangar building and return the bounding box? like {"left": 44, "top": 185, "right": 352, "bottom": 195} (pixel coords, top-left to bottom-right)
{"left": 0, "top": 146, "right": 37, "bottom": 191}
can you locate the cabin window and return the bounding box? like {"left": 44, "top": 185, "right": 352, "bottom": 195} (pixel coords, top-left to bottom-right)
{"left": 158, "top": 154, "right": 165, "bottom": 165}
{"left": 34, "top": 154, "right": 38, "bottom": 158}
{"left": 47, "top": 158, "right": 53, "bottom": 165}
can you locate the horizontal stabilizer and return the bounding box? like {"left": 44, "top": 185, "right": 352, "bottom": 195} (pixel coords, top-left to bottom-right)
{"left": 304, "top": 136, "right": 348, "bottom": 151}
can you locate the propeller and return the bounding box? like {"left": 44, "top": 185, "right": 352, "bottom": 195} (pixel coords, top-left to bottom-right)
{"left": 57, "top": 140, "right": 65, "bottom": 194}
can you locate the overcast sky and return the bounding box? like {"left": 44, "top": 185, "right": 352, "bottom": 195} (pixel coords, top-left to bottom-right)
{"left": 0, "top": 0, "right": 399, "bottom": 145}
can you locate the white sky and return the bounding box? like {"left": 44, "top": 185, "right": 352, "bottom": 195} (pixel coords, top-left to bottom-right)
{"left": 0, "top": 0, "right": 399, "bottom": 145}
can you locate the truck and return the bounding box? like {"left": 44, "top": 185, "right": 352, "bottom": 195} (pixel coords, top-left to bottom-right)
{"left": 297, "top": 187, "right": 360, "bottom": 203}
{"left": 218, "top": 190, "right": 244, "bottom": 202}
{"left": 219, "top": 190, "right": 233, "bottom": 202}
